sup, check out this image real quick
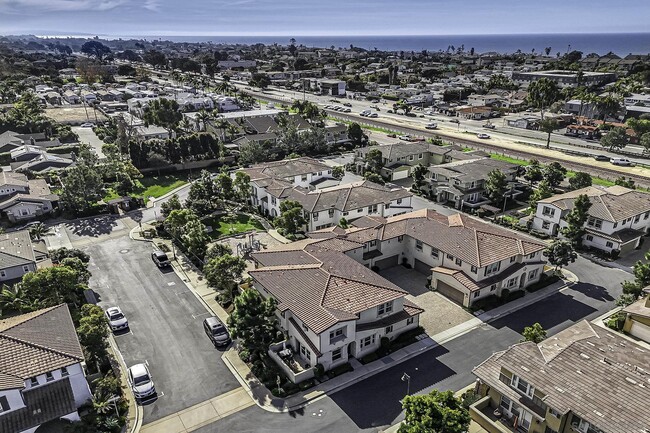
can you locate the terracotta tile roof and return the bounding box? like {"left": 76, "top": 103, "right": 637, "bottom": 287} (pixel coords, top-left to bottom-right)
{"left": 250, "top": 247, "right": 414, "bottom": 334}
{"left": 0, "top": 304, "right": 85, "bottom": 389}
{"left": 473, "top": 321, "right": 650, "bottom": 433}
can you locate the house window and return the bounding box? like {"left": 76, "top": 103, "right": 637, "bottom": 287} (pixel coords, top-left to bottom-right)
{"left": 332, "top": 348, "right": 342, "bottom": 361}
{"left": 455, "top": 258, "right": 462, "bottom": 266}
{"left": 508, "top": 277, "right": 518, "bottom": 287}
{"left": 510, "top": 256, "right": 516, "bottom": 263}
{"left": 542, "top": 206, "right": 555, "bottom": 217}
{"left": 61, "top": 367, "right": 69, "bottom": 377}
{"left": 645, "top": 211, "right": 649, "bottom": 220}
{"left": 30, "top": 377, "right": 39, "bottom": 387}
{"left": 490, "top": 284, "right": 497, "bottom": 292}
{"left": 328, "top": 209, "right": 335, "bottom": 218}
{"left": 46, "top": 372, "right": 54, "bottom": 382}
{"left": 484, "top": 261, "right": 501, "bottom": 276}
{"left": 301, "top": 175, "right": 308, "bottom": 181}
{"left": 473, "top": 290, "right": 480, "bottom": 298}
{"left": 0, "top": 396, "right": 9, "bottom": 413}
{"left": 431, "top": 248, "right": 439, "bottom": 258}
{"left": 527, "top": 252, "right": 536, "bottom": 259}
{"left": 0, "top": 271, "right": 5, "bottom": 278}
{"left": 447, "top": 254, "right": 454, "bottom": 260}
{"left": 549, "top": 408, "right": 561, "bottom": 418}
{"left": 302, "top": 323, "right": 309, "bottom": 332}
{"left": 398, "top": 235, "right": 404, "bottom": 242}
{"left": 634, "top": 215, "right": 640, "bottom": 223}
{"left": 329, "top": 327, "right": 346, "bottom": 343}
{"left": 357, "top": 208, "right": 363, "bottom": 213}
{"left": 360, "top": 334, "right": 376, "bottom": 348}
{"left": 397, "top": 198, "right": 402, "bottom": 205}
{"left": 385, "top": 325, "right": 393, "bottom": 334}
{"left": 542, "top": 221, "right": 550, "bottom": 229}
{"left": 586, "top": 235, "right": 594, "bottom": 241}
{"left": 528, "top": 269, "right": 538, "bottom": 280}
{"left": 418, "top": 153, "right": 423, "bottom": 160}
{"left": 312, "top": 212, "right": 319, "bottom": 221}
{"left": 343, "top": 212, "right": 348, "bottom": 216}
{"left": 23, "top": 265, "right": 30, "bottom": 273}
{"left": 377, "top": 301, "right": 394, "bottom": 316}
{"left": 510, "top": 374, "right": 535, "bottom": 398}
{"left": 587, "top": 217, "right": 602, "bottom": 229}
{"left": 409, "top": 155, "right": 414, "bottom": 161}
{"left": 300, "top": 345, "right": 311, "bottom": 361}
{"left": 271, "top": 197, "right": 276, "bottom": 205}
{"left": 606, "top": 241, "right": 613, "bottom": 248}
{"left": 369, "top": 240, "right": 377, "bottom": 247}
{"left": 613, "top": 222, "right": 618, "bottom": 228}
{"left": 368, "top": 204, "right": 378, "bottom": 213}
{"left": 416, "top": 240, "right": 423, "bottom": 251}
{"left": 471, "top": 265, "right": 477, "bottom": 273}
{"left": 407, "top": 317, "right": 414, "bottom": 325}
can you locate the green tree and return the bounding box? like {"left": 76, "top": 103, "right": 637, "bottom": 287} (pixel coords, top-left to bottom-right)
{"left": 561, "top": 194, "right": 592, "bottom": 247}
{"left": 185, "top": 170, "right": 219, "bottom": 216}
{"left": 347, "top": 123, "right": 368, "bottom": 147}
{"left": 204, "top": 254, "right": 247, "bottom": 304}
{"left": 600, "top": 126, "right": 629, "bottom": 151}
{"left": 521, "top": 323, "right": 547, "bottom": 343}
{"left": 81, "top": 41, "right": 111, "bottom": 61}
{"left": 142, "top": 98, "right": 182, "bottom": 133}
{"left": 115, "top": 174, "right": 135, "bottom": 196}
{"left": 143, "top": 50, "right": 167, "bottom": 68}
{"left": 227, "top": 288, "right": 278, "bottom": 360}
{"left": 239, "top": 141, "right": 271, "bottom": 165}
{"left": 614, "top": 176, "right": 635, "bottom": 189}
{"left": 543, "top": 162, "right": 567, "bottom": 188}
{"left": 364, "top": 172, "right": 385, "bottom": 185}
{"left": 568, "top": 172, "right": 592, "bottom": 190}
{"left": 485, "top": 169, "right": 508, "bottom": 207}
{"left": 595, "top": 94, "right": 622, "bottom": 125}
{"left": 165, "top": 208, "right": 200, "bottom": 240}
{"left": 160, "top": 194, "right": 182, "bottom": 218}
{"left": 250, "top": 73, "right": 271, "bottom": 89}
{"left": 524, "top": 160, "right": 543, "bottom": 185}
{"left": 411, "top": 164, "right": 428, "bottom": 193}
{"left": 621, "top": 251, "right": 650, "bottom": 299}
{"left": 204, "top": 243, "right": 234, "bottom": 262}
{"left": 543, "top": 239, "right": 578, "bottom": 271}
{"left": 28, "top": 222, "right": 48, "bottom": 240}
{"left": 332, "top": 166, "right": 344, "bottom": 180}
{"left": 399, "top": 389, "right": 470, "bottom": 433}
{"left": 626, "top": 118, "right": 650, "bottom": 139}
{"left": 526, "top": 77, "right": 560, "bottom": 120}
{"left": 339, "top": 217, "right": 349, "bottom": 228}
{"left": 233, "top": 171, "right": 252, "bottom": 203}
{"left": 182, "top": 219, "right": 210, "bottom": 264}
{"left": 50, "top": 247, "right": 90, "bottom": 264}
{"left": 21, "top": 266, "right": 84, "bottom": 308}
{"left": 539, "top": 118, "right": 558, "bottom": 149}
{"left": 529, "top": 180, "right": 554, "bottom": 209}
{"left": 61, "top": 257, "right": 92, "bottom": 285}
{"left": 274, "top": 200, "right": 306, "bottom": 236}
{"left": 60, "top": 154, "right": 104, "bottom": 214}
{"left": 215, "top": 172, "right": 234, "bottom": 201}
{"left": 640, "top": 132, "right": 650, "bottom": 156}
{"left": 364, "top": 148, "right": 384, "bottom": 174}
{"left": 77, "top": 304, "right": 110, "bottom": 368}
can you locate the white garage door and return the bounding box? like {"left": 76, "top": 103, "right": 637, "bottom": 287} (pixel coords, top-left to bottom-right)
{"left": 630, "top": 321, "right": 650, "bottom": 343}
{"left": 392, "top": 170, "right": 409, "bottom": 180}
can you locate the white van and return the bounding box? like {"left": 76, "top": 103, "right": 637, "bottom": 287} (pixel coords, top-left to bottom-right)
{"left": 610, "top": 157, "right": 633, "bottom": 166}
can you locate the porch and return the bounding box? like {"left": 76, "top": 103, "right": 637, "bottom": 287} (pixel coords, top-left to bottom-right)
{"left": 268, "top": 341, "right": 315, "bottom": 384}
{"left": 470, "top": 396, "right": 530, "bottom": 433}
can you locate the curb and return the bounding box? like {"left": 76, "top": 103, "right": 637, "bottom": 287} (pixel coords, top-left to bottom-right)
{"left": 107, "top": 334, "right": 143, "bottom": 433}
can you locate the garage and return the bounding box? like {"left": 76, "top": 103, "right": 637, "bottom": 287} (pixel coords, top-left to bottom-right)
{"left": 375, "top": 255, "right": 399, "bottom": 270}
{"left": 629, "top": 321, "right": 650, "bottom": 343}
{"left": 391, "top": 167, "right": 410, "bottom": 181}
{"left": 435, "top": 281, "right": 465, "bottom": 305}
{"left": 414, "top": 258, "right": 432, "bottom": 275}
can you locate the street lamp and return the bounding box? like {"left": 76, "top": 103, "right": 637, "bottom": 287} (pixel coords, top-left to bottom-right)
{"left": 401, "top": 372, "right": 411, "bottom": 396}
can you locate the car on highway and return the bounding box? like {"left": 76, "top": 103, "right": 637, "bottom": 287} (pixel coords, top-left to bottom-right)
{"left": 151, "top": 250, "right": 171, "bottom": 268}
{"left": 203, "top": 316, "right": 231, "bottom": 347}
{"left": 359, "top": 110, "right": 371, "bottom": 117}
{"left": 105, "top": 306, "right": 129, "bottom": 332}
{"left": 343, "top": 102, "right": 352, "bottom": 107}
{"left": 342, "top": 108, "right": 351, "bottom": 113}
{"left": 367, "top": 112, "right": 379, "bottom": 118}
{"left": 593, "top": 154, "right": 610, "bottom": 161}
{"left": 483, "top": 123, "right": 496, "bottom": 129}
{"left": 128, "top": 363, "right": 156, "bottom": 401}
{"left": 425, "top": 123, "right": 438, "bottom": 130}
{"left": 476, "top": 133, "right": 491, "bottom": 139}
{"left": 449, "top": 118, "right": 460, "bottom": 124}
{"left": 398, "top": 134, "right": 413, "bottom": 141}
{"left": 80, "top": 123, "right": 94, "bottom": 128}
{"left": 610, "top": 157, "right": 633, "bottom": 166}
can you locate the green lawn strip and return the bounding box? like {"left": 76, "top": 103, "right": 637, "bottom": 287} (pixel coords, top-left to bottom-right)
{"left": 102, "top": 175, "right": 187, "bottom": 201}
{"left": 203, "top": 214, "right": 265, "bottom": 238}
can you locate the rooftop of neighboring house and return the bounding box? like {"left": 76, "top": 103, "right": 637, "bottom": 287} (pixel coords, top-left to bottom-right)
{"left": 250, "top": 243, "right": 422, "bottom": 334}
{"left": 0, "top": 229, "right": 43, "bottom": 270}
{"left": 537, "top": 185, "right": 650, "bottom": 222}
{"left": 428, "top": 157, "right": 519, "bottom": 183}
{"left": 0, "top": 304, "right": 85, "bottom": 391}
{"left": 243, "top": 157, "right": 333, "bottom": 182}
{"left": 357, "top": 141, "right": 431, "bottom": 161}
{"left": 472, "top": 320, "right": 650, "bottom": 433}
{"left": 311, "top": 209, "right": 545, "bottom": 268}
{"left": 11, "top": 153, "right": 74, "bottom": 173}
{"left": 0, "top": 171, "right": 30, "bottom": 189}
{"left": 283, "top": 180, "right": 412, "bottom": 213}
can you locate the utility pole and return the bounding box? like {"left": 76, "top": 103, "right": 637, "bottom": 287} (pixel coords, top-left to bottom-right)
{"left": 401, "top": 372, "right": 411, "bottom": 396}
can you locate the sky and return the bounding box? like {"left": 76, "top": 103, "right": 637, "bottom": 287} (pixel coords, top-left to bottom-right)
{"left": 0, "top": 0, "right": 648, "bottom": 37}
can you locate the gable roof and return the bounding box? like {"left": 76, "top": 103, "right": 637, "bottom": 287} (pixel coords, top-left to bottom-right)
{"left": 0, "top": 230, "right": 37, "bottom": 269}
{"left": 250, "top": 245, "right": 412, "bottom": 334}
{"left": 473, "top": 321, "right": 650, "bottom": 433}
{"left": 538, "top": 185, "right": 650, "bottom": 222}
{"left": 242, "top": 157, "right": 332, "bottom": 181}
{"left": 0, "top": 304, "right": 85, "bottom": 390}
{"left": 428, "top": 157, "right": 519, "bottom": 182}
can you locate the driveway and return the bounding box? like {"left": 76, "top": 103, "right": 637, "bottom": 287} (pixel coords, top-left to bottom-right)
{"left": 72, "top": 125, "right": 106, "bottom": 159}
{"left": 87, "top": 236, "right": 239, "bottom": 423}
{"left": 379, "top": 266, "right": 474, "bottom": 337}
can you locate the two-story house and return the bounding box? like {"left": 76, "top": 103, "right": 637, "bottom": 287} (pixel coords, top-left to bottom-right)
{"left": 0, "top": 304, "right": 93, "bottom": 433}
{"left": 0, "top": 172, "right": 58, "bottom": 222}
{"left": 310, "top": 209, "right": 547, "bottom": 308}
{"left": 622, "top": 285, "right": 650, "bottom": 343}
{"left": 426, "top": 157, "right": 522, "bottom": 210}
{"left": 471, "top": 320, "right": 650, "bottom": 433}
{"left": 0, "top": 229, "right": 49, "bottom": 283}
{"left": 531, "top": 185, "right": 650, "bottom": 255}
{"left": 250, "top": 240, "right": 423, "bottom": 381}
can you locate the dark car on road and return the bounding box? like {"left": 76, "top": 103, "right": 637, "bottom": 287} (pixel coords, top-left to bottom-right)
{"left": 151, "top": 250, "right": 171, "bottom": 268}
{"left": 203, "top": 316, "right": 231, "bottom": 347}
{"left": 593, "top": 154, "right": 610, "bottom": 161}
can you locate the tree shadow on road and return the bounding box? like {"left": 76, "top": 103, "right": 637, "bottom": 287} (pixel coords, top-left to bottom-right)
{"left": 571, "top": 283, "right": 615, "bottom": 302}
{"left": 65, "top": 216, "right": 119, "bottom": 237}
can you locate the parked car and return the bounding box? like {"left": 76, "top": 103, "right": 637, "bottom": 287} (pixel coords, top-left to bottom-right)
{"left": 476, "top": 133, "right": 491, "bottom": 139}
{"left": 343, "top": 102, "right": 352, "bottom": 107}
{"left": 387, "top": 133, "right": 397, "bottom": 138}
{"left": 610, "top": 157, "right": 633, "bottom": 166}
{"left": 483, "top": 123, "right": 496, "bottom": 129}
{"left": 425, "top": 123, "right": 438, "bottom": 130}
{"left": 203, "top": 316, "right": 231, "bottom": 347}
{"left": 359, "top": 110, "right": 371, "bottom": 117}
{"left": 593, "top": 154, "right": 610, "bottom": 161}
{"left": 151, "top": 251, "right": 171, "bottom": 268}
{"left": 80, "top": 122, "right": 94, "bottom": 128}
{"left": 342, "top": 108, "right": 351, "bottom": 113}
{"left": 367, "top": 112, "right": 379, "bottom": 118}
{"left": 105, "top": 306, "right": 129, "bottom": 332}
{"left": 398, "top": 135, "right": 412, "bottom": 141}
{"left": 128, "top": 364, "right": 156, "bottom": 401}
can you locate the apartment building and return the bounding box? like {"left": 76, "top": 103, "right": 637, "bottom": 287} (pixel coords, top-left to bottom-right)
{"left": 531, "top": 185, "right": 650, "bottom": 255}
{"left": 471, "top": 320, "right": 650, "bottom": 433}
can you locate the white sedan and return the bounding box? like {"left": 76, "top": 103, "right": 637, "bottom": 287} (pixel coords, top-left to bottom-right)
{"left": 105, "top": 306, "right": 129, "bottom": 332}
{"left": 476, "top": 133, "right": 491, "bottom": 139}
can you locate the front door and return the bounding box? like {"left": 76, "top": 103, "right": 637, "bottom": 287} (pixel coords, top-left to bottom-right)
{"left": 347, "top": 341, "right": 356, "bottom": 358}
{"left": 519, "top": 273, "right": 526, "bottom": 289}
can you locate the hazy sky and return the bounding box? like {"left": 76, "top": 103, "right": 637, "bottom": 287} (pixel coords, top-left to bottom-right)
{"left": 0, "top": 0, "right": 648, "bottom": 36}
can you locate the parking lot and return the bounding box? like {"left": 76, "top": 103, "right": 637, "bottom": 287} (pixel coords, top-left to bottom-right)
{"left": 87, "top": 235, "right": 239, "bottom": 422}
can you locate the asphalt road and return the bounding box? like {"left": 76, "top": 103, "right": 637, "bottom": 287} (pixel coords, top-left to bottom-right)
{"left": 87, "top": 235, "right": 239, "bottom": 422}
{"left": 191, "top": 254, "right": 630, "bottom": 432}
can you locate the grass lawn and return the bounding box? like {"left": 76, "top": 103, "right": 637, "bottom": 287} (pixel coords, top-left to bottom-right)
{"left": 203, "top": 214, "right": 265, "bottom": 238}
{"left": 490, "top": 154, "right": 529, "bottom": 166}
{"left": 103, "top": 174, "right": 187, "bottom": 201}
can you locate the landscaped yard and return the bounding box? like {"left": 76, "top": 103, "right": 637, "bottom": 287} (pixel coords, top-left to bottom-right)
{"left": 203, "top": 214, "right": 265, "bottom": 238}
{"left": 103, "top": 174, "right": 187, "bottom": 201}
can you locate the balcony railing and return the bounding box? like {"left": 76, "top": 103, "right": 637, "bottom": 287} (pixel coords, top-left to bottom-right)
{"left": 268, "top": 341, "right": 315, "bottom": 384}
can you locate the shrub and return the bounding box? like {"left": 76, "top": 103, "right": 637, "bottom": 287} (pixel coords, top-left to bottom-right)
{"left": 239, "top": 349, "right": 250, "bottom": 363}
{"left": 471, "top": 294, "right": 501, "bottom": 311}
{"left": 314, "top": 363, "right": 325, "bottom": 379}
{"left": 526, "top": 274, "right": 560, "bottom": 293}
{"left": 328, "top": 362, "right": 353, "bottom": 378}
{"left": 500, "top": 288, "right": 510, "bottom": 302}
{"left": 360, "top": 352, "right": 379, "bottom": 364}
{"left": 378, "top": 336, "right": 391, "bottom": 356}
{"left": 505, "top": 290, "right": 525, "bottom": 302}
{"left": 606, "top": 311, "right": 626, "bottom": 331}
{"left": 299, "top": 379, "right": 315, "bottom": 391}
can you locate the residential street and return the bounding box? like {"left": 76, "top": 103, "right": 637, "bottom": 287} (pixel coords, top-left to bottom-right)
{"left": 86, "top": 236, "right": 239, "bottom": 423}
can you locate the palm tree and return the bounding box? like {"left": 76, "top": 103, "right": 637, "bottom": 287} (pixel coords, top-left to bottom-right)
{"left": 179, "top": 117, "right": 193, "bottom": 134}
{"left": 539, "top": 118, "right": 559, "bottom": 149}
{"left": 213, "top": 117, "right": 230, "bottom": 142}
{"left": 0, "top": 284, "right": 29, "bottom": 314}
{"left": 29, "top": 222, "right": 48, "bottom": 240}
{"left": 226, "top": 123, "right": 241, "bottom": 143}
{"left": 92, "top": 390, "right": 117, "bottom": 416}
{"left": 195, "top": 109, "right": 212, "bottom": 132}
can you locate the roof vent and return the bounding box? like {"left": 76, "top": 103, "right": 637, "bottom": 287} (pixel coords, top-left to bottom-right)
{"left": 593, "top": 410, "right": 604, "bottom": 418}
{"left": 521, "top": 366, "right": 529, "bottom": 372}
{"left": 580, "top": 353, "right": 590, "bottom": 359}
{"left": 554, "top": 386, "right": 565, "bottom": 393}
{"left": 625, "top": 377, "right": 637, "bottom": 385}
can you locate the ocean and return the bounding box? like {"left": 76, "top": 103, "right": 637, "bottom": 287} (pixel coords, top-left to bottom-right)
{"left": 135, "top": 33, "right": 650, "bottom": 56}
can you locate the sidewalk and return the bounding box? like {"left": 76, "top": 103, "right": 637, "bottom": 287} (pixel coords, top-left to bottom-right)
{"left": 107, "top": 333, "right": 142, "bottom": 433}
